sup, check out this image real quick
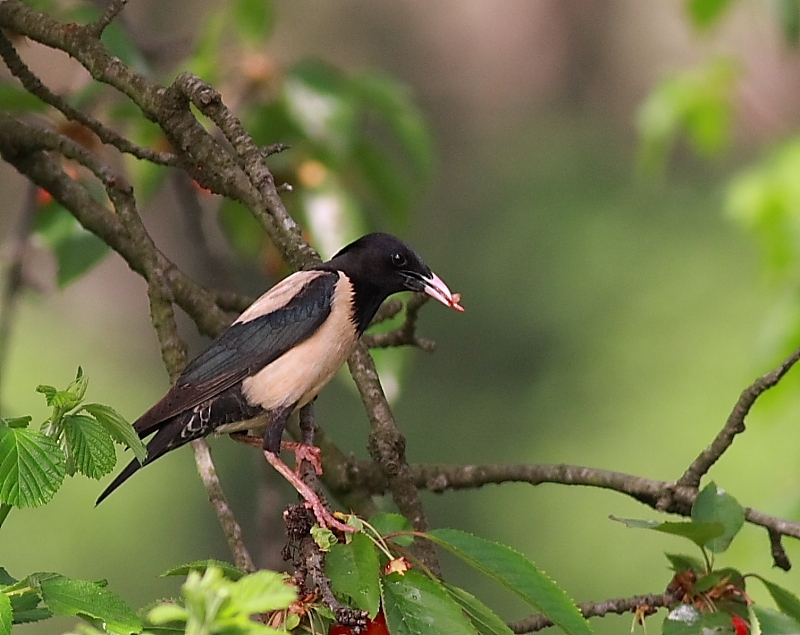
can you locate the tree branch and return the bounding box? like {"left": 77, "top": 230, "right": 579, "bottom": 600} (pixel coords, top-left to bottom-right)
{"left": 678, "top": 343, "right": 800, "bottom": 489}
{"left": 509, "top": 592, "right": 676, "bottom": 633}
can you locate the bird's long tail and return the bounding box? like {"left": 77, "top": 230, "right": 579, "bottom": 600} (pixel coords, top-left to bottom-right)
{"left": 95, "top": 419, "right": 187, "bottom": 505}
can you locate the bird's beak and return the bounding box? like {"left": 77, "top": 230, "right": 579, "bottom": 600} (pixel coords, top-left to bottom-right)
{"left": 421, "top": 272, "right": 465, "bottom": 312}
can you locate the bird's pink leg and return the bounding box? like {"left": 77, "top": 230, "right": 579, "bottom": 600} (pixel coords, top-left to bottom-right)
{"left": 229, "top": 432, "right": 353, "bottom": 533}
{"left": 263, "top": 450, "right": 355, "bottom": 533}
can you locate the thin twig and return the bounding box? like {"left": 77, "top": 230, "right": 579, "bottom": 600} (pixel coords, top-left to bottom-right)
{"left": 0, "top": 31, "right": 177, "bottom": 166}
{"left": 678, "top": 344, "right": 800, "bottom": 489}
{"left": 362, "top": 294, "right": 436, "bottom": 351}
{"left": 509, "top": 592, "right": 676, "bottom": 633}
{"left": 88, "top": 0, "right": 128, "bottom": 37}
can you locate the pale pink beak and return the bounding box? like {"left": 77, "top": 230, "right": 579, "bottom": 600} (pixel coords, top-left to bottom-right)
{"left": 423, "top": 272, "right": 465, "bottom": 312}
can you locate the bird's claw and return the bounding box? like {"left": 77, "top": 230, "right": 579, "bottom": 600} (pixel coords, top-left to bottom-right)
{"left": 281, "top": 441, "right": 323, "bottom": 475}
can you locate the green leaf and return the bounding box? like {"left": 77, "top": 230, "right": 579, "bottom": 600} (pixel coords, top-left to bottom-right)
{"left": 229, "top": 570, "right": 297, "bottom": 614}
{"left": 0, "top": 426, "right": 66, "bottom": 507}
{"left": 428, "top": 528, "right": 592, "bottom": 635}
{"left": 161, "top": 560, "right": 246, "bottom": 581}
{"left": 694, "top": 568, "right": 743, "bottom": 593}
{"left": 637, "top": 59, "right": 736, "bottom": 171}
{"left": 63, "top": 414, "right": 117, "bottom": 479}
{"left": 442, "top": 583, "right": 514, "bottom": 635}
{"left": 32, "top": 573, "right": 142, "bottom": 635}
{"left": 666, "top": 553, "right": 706, "bottom": 574}
{"left": 752, "top": 606, "right": 800, "bottom": 635}
{"left": 325, "top": 532, "right": 381, "bottom": 618}
{"left": 758, "top": 579, "right": 800, "bottom": 625}
{"left": 0, "top": 569, "right": 15, "bottom": 586}
{"left": 218, "top": 199, "right": 266, "bottom": 260}
{"left": 779, "top": 0, "right": 800, "bottom": 45}
{"left": 146, "top": 603, "right": 187, "bottom": 625}
{"left": 35, "top": 385, "right": 58, "bottom": 407}
{"left": 0, "top": 83, "right": 48, "bottom": 113}
{"left": 0, "top": 416, "right": 32, "bottom": 429}
{"left": 283, "top": 60, "right": 356, "bottom": 160}
{"left": 382, "top": 570, "right": 478, "bottom": 635}
{"left": 691, "top": 483, "right": 745, "bottom": 552}
{"left": 311, "top": 525, "right": 338, "bottom": 552}
{"left": 368, "top": 512, "right": 414, "bottom": 546}
{"left": 662, "top": 605, "right": 732, "bottom": 635}
{"left": 82, "top": 404, "right": 146, "bottom": 464}
{"left": 610, "top": 516, "right": 725, "bottom": 549}
{"left": 234, "top": 0, "right": 274, "bottom": 45}
{"left": 687, "top": 0, "right": 734, "bottom": 28}
{"left": 351, "top": 72, "right": 434, "bottom": 183}
{"left": 9, "top": 588, "right": 52, "bottom": 625}
{"left": 33, "top": 204, "right": 110, "bottom": 287}
{"left": 0, "top": 592, "right": 11, "bottom": 635}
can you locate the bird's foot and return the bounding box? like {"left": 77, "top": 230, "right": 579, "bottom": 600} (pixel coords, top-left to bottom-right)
{"left": 263, "top": 450, "right": 356, "bottom": 534}
{"left": 281, "top": 441, "right": 323, "bottom": 475}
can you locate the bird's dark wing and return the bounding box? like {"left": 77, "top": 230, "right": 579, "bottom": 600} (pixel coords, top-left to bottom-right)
{"left": 133, "top": 271, "right": 338, "bottom": 436}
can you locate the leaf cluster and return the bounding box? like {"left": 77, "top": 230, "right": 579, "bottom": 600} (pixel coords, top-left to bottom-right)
{"left": 319, "top": 513, "right": 592, "bottom": 635}
{"left": 0, "top": 368, "right": 146, "bottom": 510}
{"left": 614, "top": 483, "right": 800, "bottom": 635}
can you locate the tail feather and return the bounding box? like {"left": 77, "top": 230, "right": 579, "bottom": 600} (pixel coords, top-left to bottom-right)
{"left": 96, "top": 419, "right": 188, "bottom": 505}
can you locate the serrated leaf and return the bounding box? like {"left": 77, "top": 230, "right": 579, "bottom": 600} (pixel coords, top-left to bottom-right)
{"left": 82, "top": 404, "right": 146, "bottom": 464}
{"left": 662, "top": 605, "right": 732, "bottom": 635}
{"left": 382, "top": 570, "right": 478, "bottom": 635}
{"left": 0, "top": 417, "right": 31, "bottom": 430}
{"left": 610, "top": 516, "right": 725, "bottom": 549}
{"left": 753, "top": 606, "right": 800, "bottom": 635}
{"left": 234, "top": 0, "right": 274, "bottom": 45}
{"left": 229, "top": 571, "right": 296, "bottom": 614}
{"left": 325, "top": 532, "right": 381, "bottom": 618}
{"left": 0, "top": 426, "right": 65, "bottom": 507}
{"left": 0, "top": 569, "right": 15, "bottom": 586}
{"left": 0, "top": 592, "right": 11, "bottom": 635}
{"left": 758, "top": 579, "right": 800, "bottom": 625}
{"left": 443, "top": 583, "right": 514, "bottom": 635}
{"left": 8, "top": 587, "right": 51, "bottom": 625}
{"left": 666, "top": 553, "right": 706, "bottom": 574}
{"left": 691, "top": 483, "right": 745, "bottom": 552}
{"left": 428, "top": 528, "right": 592, "bottom": 635}
{"left": 687, "top": 0, "right": 734, "bottom": 28}
{"left": 311, "top": 525, "right": 337, "bottom": 552}
{"left": 63, "top": 414, "right": 116, "bottom": 479}
{"left": 368, "top": 512, "right": 414, "bottom": 546}
{"left": 32, "top": 573, "right": 141, "bottom": 635}
{"left": 35, "top": 385, "right": 58, "bottom": 406}
{"left": 161, "top": 560, "right": 246, "bottom": 581}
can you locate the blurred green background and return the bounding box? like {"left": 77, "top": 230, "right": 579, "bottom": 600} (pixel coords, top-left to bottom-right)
{"left": 3, "top": 1, "right": 800, "bottom": 634}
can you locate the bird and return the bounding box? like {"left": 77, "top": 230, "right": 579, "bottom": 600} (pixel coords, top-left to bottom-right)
{"left": 96, "top": 233, "right": 463, "bottom": 530}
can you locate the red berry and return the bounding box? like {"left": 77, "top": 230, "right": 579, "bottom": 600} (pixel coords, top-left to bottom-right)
{"left": 328, "top": 624, "right": 354, "bottom": 635}
{"left": 365, "top": 611, "right": 389, "bottom": 635}
{"left": 731, "top": 615, "right": 749, "bottom": 635}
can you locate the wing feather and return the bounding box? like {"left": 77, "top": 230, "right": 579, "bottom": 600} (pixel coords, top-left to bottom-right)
{"left": 133, "top": 271, "right": 338, "bottom": 436}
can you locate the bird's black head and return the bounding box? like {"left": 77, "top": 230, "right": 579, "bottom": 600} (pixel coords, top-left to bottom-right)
{"left": 322, "top": 232, "right": 463, "bottom": 332}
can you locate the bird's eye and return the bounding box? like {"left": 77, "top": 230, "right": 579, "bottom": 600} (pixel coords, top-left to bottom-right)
{"left": 391, "top": 252, "right": 407, "bottom": 268}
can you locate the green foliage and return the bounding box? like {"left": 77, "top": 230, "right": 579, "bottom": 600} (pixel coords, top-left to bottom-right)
{"left": 161, "top": 560, "right": 248, "bottom": 582}
{"left": 637, "top": 59, "right": 737, "bottom": 172}
{"left": 0, "top": 368, "right": 145, "bottom": 512}
{"left": 33, "top": 202, "right": 111, "bottom": 288}
{"left": 687, "top": 0, "right": 734, "bottom": 28}
{"left": 325, "top": 532, "right": 381, "bottom": 618}
{"left": 1, "top": 571, "right": 140, "bottom": 634}
{"left": 146, "top": 566, "right": 296, "bottom": 635}
{"left": 690, "top": 483, "right": 745, "bottom": 553}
